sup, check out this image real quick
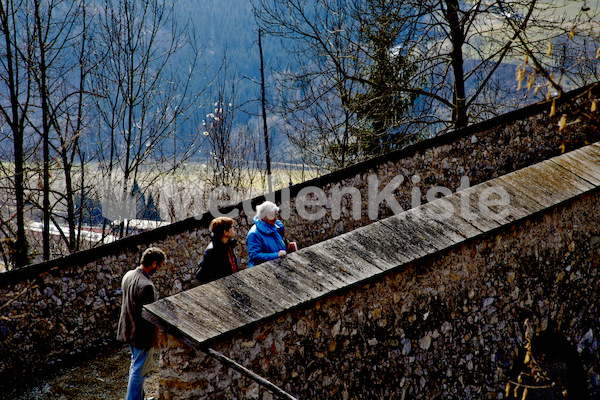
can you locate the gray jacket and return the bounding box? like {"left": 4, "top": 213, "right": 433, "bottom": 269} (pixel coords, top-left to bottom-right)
{"left": 116, "top": 266, "right": 158, "bottom": 349}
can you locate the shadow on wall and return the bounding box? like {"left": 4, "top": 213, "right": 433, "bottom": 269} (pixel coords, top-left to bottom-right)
{"left": 506, "top": 319, "right": 590, "bottom": 400}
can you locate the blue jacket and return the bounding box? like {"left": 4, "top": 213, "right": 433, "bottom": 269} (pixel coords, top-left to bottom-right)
{"left": 246, "top": 216, "right": 286, "bottom": 267}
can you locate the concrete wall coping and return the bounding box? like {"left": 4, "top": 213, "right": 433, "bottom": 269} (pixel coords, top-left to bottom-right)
{"left": 144, "top": 142, "right": 600, "bottom": 347}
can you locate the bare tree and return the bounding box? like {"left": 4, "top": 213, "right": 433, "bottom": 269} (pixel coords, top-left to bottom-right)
{"left": 0, "top": 0, "right": 35, "bottom": 268}
{"left": 0, "top": 0, "right": 210, "bottom": 266}
{"left": 89, "top": 0, "right": 204, "bottom": 237}
{"left": 253, "top": 0, "right": 600, "bottom": 167}
{"left": 201, "top": 59, "right": 262, "bottom": 209}
{"left": 23, "top": 0, "right": 95, "bottom": 259}
{"left": 505, "top": 1, "right": 600, "bottom": 98}
{"left": 253, "top": 0, "right": 424, "bottom": 167}
{"left": 272, "top": 65, "right": 363, "bottom": 170}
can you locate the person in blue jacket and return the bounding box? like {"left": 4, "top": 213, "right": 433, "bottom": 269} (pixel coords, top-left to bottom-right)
{"left": 246, "top": 201, "right": 287, "bottom": 267}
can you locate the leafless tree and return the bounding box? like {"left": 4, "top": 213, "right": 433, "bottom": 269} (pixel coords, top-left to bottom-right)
{"left": 0, "top": 0, "right": 36, "bottom": 268}
{"left": 201, "top": 60, "right": 263, "bottom": 210}
{"left": 0, "top": 0, "right": 211, "bottom": 266}
{"left": 254, "top": 0, "right": 423, "bottom": 167}
{"left": 505, "top": 1, "right": 600, "bottom": 97}
{"left": 253, "top": 0, "right": 600, "bottom": 168}
{"left": 22, "top": 0, "right": 97, "bottom": 259}
{"left": 89, "top": 0, "right": 205, "bottom": 237}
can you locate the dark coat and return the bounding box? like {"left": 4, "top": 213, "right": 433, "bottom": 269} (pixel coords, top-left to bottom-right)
{"left": 195, "top": 238, "right": 238, "bottom": 284}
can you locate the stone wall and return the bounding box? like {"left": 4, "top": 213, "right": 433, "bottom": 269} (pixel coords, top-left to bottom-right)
{"left": 157, "top": 189, "right": 600, "bottom": 400}
{"left": 0, "top": 84, "right": 598, "bottom": 392}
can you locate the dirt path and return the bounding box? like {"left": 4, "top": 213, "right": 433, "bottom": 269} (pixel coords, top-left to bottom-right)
{"left": 8, "top": 344, "right": 159, "bottom": 400}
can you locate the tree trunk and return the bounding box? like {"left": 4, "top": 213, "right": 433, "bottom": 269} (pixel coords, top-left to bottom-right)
{"left": 259, "top": 28, "right": 272, "bottom": 192}
{"left": 34, "top": 0, "right": 52, "bottom": 260}
{"left": 445, "top": 0, "right": 468, "bottom": 129}
{"left": 0, "top": 1, "right": 30, "bottom": 267}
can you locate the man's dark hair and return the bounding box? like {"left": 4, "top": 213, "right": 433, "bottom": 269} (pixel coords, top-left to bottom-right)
{"left": 140, "top": 247, "right": 166, "bottom": 267}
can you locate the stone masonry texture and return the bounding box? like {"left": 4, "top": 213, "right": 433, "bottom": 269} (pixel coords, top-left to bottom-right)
{"left": 0, "top": 84, "right": 599, "bottom": 394}
{"left": 157, "top": 191, "right": 600, "bottom": 399}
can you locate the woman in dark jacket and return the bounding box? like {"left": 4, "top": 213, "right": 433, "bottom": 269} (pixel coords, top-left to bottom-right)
{"left": 195, "top": 217, "right": 239, "bottom": 284}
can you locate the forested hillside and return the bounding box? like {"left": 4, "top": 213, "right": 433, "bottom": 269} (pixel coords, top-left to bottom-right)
{"left": 174, "top": 0, "right": 293, "bottom": 121}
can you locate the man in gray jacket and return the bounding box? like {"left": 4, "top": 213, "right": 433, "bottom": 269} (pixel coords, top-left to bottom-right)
{"left": 117, "top": 247, "right": 166, "bottom": 400}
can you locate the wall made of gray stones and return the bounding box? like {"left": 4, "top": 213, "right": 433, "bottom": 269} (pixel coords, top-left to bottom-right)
{"left": 219, "top": 84, "right": 600, "bottom": 265}
{"left": 157, "top": 190, "right": 600, "bottom": 400}
{"left": 0, "top": 231, "right": 207, "bottom": 391}
{"left": 0, "top": 84, "right": 598, "bottom": 392}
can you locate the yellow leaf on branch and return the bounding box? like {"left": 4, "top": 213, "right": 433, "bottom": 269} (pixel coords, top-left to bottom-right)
{"left": 559, "top": 115, "right": 567, "bottom": 131}
{"left": 527, "top": 73, "right": 535, "bottom": 90}
{"left": 516, "top": 65, "right": 526, "bottom": 91}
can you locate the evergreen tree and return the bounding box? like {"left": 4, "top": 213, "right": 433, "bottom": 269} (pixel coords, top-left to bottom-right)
{"left": 351, "top": 0, "right": 420, "bottom": 155}
{"left": 75, "top": 193, "right": 103, "bottom": 226}
{"left": 143, "top": 193, "right": 161, "bottom": 221}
